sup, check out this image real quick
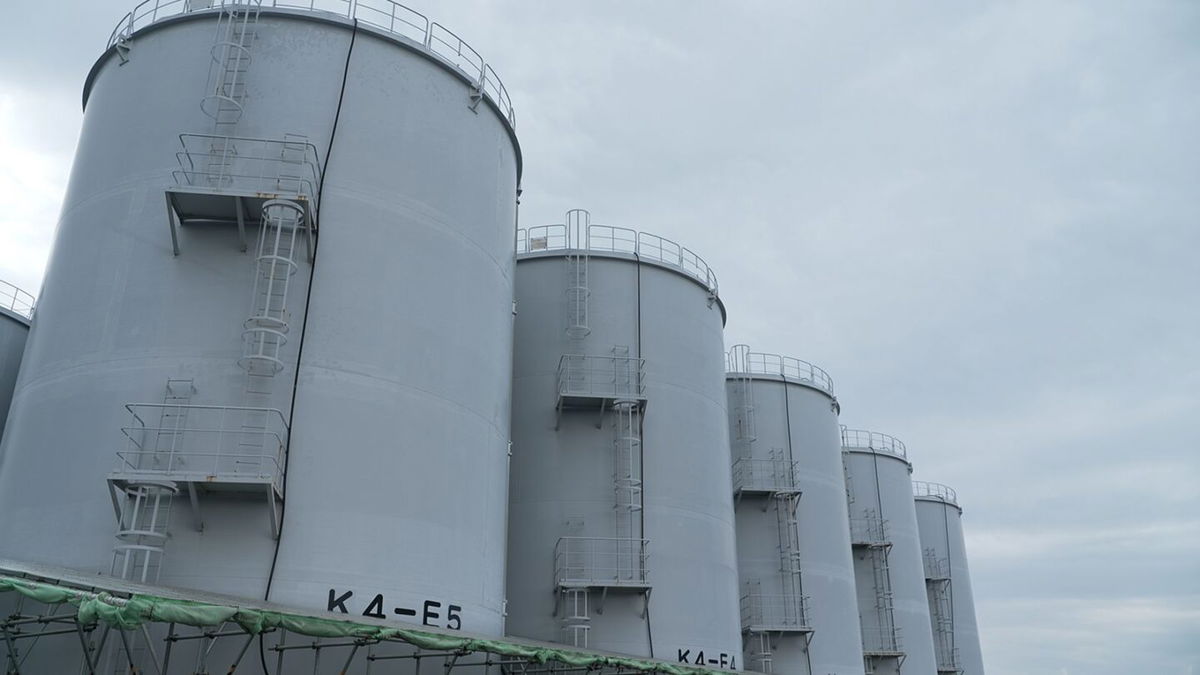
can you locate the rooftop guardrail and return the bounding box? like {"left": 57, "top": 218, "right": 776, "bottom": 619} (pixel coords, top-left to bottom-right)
{"left": 725, "top": 345, "right": 834, "bottom": 394}
{"left": 841, "top": 428, "right": 907, "bottom": 460}
{"left": 0, "top": 280, "right": 35, "bottom": 320}
{"left": 913, "top": 480, "right": 958, "bottom": 505}
{"left": 106, "top": 0, "right": 515, "bottom": 127}
{"left": 517, "top": 223, "right": 719, "bottom": 297}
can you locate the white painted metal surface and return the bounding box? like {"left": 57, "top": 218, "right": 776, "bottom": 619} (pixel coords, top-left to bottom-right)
{"left": 507, "top": 215, "right": 741, "bottom": 666}
{"left": 915, "top": 482, "right": 986, "bottom": 675}
{"left": 842, "top": 430, "right": 938, "bottom": 675}
{"left": 0, "top": 281, "right": 32, "bottom": 447}
{"left": 0, "top": 7, "right": 519, "bottom": 663}
{"left": 727, "top": 347, "right": 864, "bottom": 675}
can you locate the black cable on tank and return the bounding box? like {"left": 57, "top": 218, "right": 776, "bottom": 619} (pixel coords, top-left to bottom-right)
{"left": 260, "top": 18, "right": 358, "bottom": 675}
{"left": 634, "top": 253, "right": 655, "bottom": 657}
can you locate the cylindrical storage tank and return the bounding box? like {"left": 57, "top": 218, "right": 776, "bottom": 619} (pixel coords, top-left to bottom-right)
{"left": 0, "top": 1, "right": 518, "bottom": 643}
{"left": 0, "top": 282, "right": 34, "bottom": 443}
{"left": 725, "top": 347, "right": 865, "bottom": 675}
{"left": 842, "top": 430, "right": 937, "bottom": 675}
{"left": 914, "top": 481, "right": 985, "bottom": 675}
{"left": 507, "top": 213, "right": 742, "bottom": 665}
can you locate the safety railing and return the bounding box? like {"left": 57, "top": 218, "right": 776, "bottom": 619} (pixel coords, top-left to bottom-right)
{"left": 554, "top": 536, "right": 650, "bottom": 588}
{"left": 849, "top": 516, "right": 890, "bottom": 546}
{"left": 841, "top": 428, "right": 907, "bottom": 460}
{"left": 740, "top": 592, "right": 811, "bottom": 632}
{"left": 114, "top": 403, "right": 288, "bottom": 493}
{"left": 860, "top": 626, "right": 903, "bottom": 655}
{"left": 923, "top": 549, "right": 950, "bottom": 581}
{"left": 731, "top": 457, "right": 800, "bottom": 494}
{"left": 106, "top": 0, "right": 516, "bottom": 126}
{"left": 724, "top": 346, "right": 833, "bottom": 394}
{"left": 913, "top": 480, "right": 958, "bottom": 505}
{"left": 173, "top": 133, "right": 322, "bottom": 206}
{"left": 558, "top": 354, "right": 646, "bottom": 401}
{"left": 0, "top": 280, "right": 35, "bottom": 320}
{"left": 516, "top": 223, "right": 719, "bottom": 296}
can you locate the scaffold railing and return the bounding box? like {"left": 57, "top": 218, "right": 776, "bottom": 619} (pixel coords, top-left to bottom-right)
{"left": 841, "top": 428, "right": 907, "bottom": 460}
{"left": 554, "top": 537, "right": 650, "bottom": 589}
{"left": 113, "top": 403, "right": 287, "bottom": 493}
{"left": 106, "top": 0, "right": 515, "bottom": 126}
{"left": 731, "top": 457, "right": 800, "bottom": 495}
{"left": 740, "top": 591, "right": 812, "bottom": 633}
{"left": 848, "top": 516, "right": 890, "bottom": 547}
{"left": 0, "top": 280, "right": 35, "bottom": 320}
{"left": 557, "top": 354, "right": 646, "bottom": 402}
{"left": 516, "top": 223, "right": 719, "bottom": 297}
{"left": 173, "top": 133, "right": 322, "bottom": 205}
{"left": 913, "top": 480, "right": 958, "bottom": 505}
{"left": 724, "top": 348, "right": 833, "bottom": 394}
{"left": 860, "top": 625, "right": 904, "bottom": 656}
{"left": 0, "top": 561, "right": 727, "bottom": 675}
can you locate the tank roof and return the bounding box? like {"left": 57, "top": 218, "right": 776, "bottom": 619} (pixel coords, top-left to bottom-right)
{"left": 841, "top": 427, "right": 908, "bottom": 461}
{"left": 724, "top": 344, "right": 835, "bottom": 396}
{"left": 0, "top": 279, "right": 34, "bottom": 323}
{"left": 102, "top": 1, "right": 516, "bottom": 130}
{"left": 913, "top": 480, "right": 959, "bottom": 506}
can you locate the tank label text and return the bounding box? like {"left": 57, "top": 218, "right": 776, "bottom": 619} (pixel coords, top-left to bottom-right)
{"left": 676, "top": 649, "right": 736, "bottom": 669}
{"left": 327, "top": 589, "right": 463, "bottom": 630}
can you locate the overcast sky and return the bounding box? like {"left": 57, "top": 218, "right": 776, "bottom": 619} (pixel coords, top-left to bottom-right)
{"left": 2, "top": 2, "right": 1198, "bottom": 673}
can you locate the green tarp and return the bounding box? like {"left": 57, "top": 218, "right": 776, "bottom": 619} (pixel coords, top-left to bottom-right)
{"left": 0, "top": 575, "right": 719, "bottom": 674}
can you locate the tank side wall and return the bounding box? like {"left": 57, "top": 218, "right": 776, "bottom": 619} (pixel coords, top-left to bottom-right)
{"left": 844, "top": 451, "right": 938, "bottom": 674}
{"left": 0, "top": 314, "right": 29, "bottom": 445}
{"left": 730, "top": 377, "right": 864, "bottom": 675}
{"left": 916, "top": 499, "right": 985, "bottom": 675}
{"left": 508, "top": 255, "right": 740, "bottom": 662}
{"left": 0, "top": 12, "right": 518, "bottom": 638}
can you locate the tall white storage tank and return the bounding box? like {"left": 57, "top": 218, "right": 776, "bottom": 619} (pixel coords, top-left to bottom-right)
{"left": 507, "top": 212, "right": 742, "bottom": 666}
{"left": 0, "top": 1, "right": 518, "bottom": 653}
{"left": 725, "top": 347, "right": 865, "bottom": 675}
{"left": 0, "top": 282, "right": 34, "bottom": 443}
{"left": 914, "top": 481, "right": 986, "bottom": 675}
{"left": 842, "top": 430, "right": 937, "bottom": 675}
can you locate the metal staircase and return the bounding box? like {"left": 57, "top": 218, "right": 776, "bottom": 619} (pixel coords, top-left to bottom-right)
{"left": 552, "top": 345, "right": 650, "bottom": 648}
{"left": 110, "top": 380, "right": 195, "bottom": 586}
{"left": 849, "top": 510, "right": 903, "bottom": 665}
{"left": 564, "top": 209, "right": 590, "bottom": 339}
{"left": 925, "top": 549, "right": 961, "bottom": 673}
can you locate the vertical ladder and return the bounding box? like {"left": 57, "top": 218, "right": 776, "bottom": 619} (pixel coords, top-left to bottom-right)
{"left": 560, "top": 588, "right": 590, "bottom": 648}
{"left": 146, "top": 379, "right": 196, "bottom": 472}
{"left": 869, "top": 543, "right": 898, "bottom": 653}
{"left": 729, "top": 346, "right": 756, "bottom": 460}
{"left": 564, "top": 209, "right": 590, "bottom": 339}
{"left": 612, "top": 394, "right": 644, "bottom": 581}
{"left": 199, "top": 2, "right": 260, "bottom": 190}
{"left": 775, "top": 491, "right": 805, "bottom": 627}
{"left": 201, "top": 1, "right": 260, "bottom": 134}
{"left": 747, "top": 624, "right": 773, "bottom": 674}
{"left": 240, "top": 199, "right": 303, "bottom": 377}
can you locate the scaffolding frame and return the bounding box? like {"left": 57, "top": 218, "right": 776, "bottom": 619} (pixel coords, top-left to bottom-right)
{"left": 0, "top": 562, "right": 721, "bottom": 675}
